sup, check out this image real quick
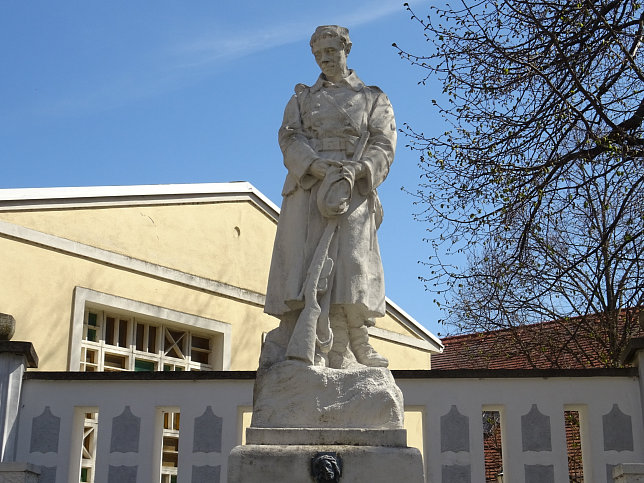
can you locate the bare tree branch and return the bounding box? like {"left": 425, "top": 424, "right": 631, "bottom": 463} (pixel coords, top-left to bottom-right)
{"left": 397, "top": 0, "right": 644, "bottom": 366}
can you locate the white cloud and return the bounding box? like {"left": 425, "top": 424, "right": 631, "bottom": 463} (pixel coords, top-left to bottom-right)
{"left": 170, "top": 1, "right": 405, "bottom": 69}
{"left": 2, "top": 0, "right": 409, "bottom": 121}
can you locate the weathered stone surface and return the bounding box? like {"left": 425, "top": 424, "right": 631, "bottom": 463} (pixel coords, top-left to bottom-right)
{"left": 29, "top": 407, "right": 59, "bottom": 454}
{"left": 193, "top": 406, "right": 222, "bottom": 453}
{"left": 251, "top": 360, "right": 403, "bottom": 429}
{"left": 246, "top": 428, "right": 407, "bottom": 446}
{"left": 442, "top": 464, "right": 471, "bottom": 483}
{"left": 441, "top": 405, "right": 469, "bottom": 452}
{"left": 603, "top": 403, "right": 634, "bottom": 451}
{"left": 228, "top": 25, "right": 415, "bottom": 483}
{"left": 110, "top": 406, "right": 140, "bottom": 453}
{"left": 263, "top": 24, "right": 395, "bottom": 369}
{"left": 192, "top": 465, "right": 220, "bottom": 482}
{"left": 521, "top": 404, "right": 552, "bottom": 452}
{"left": 613, "top": 463, "right": 644, "bottom": 482}
{"left": 228, "top": 444, "right": 424, "bottom": 483}
{"left": 525, "top": 464, "right": 554, "bottom": 483}
{"left": 107, "top": 465, "right": 137, "bottom": 483}
{"left": 36, "top": 467, "right": 55, "bottom": 483}
{"left": 0, "top": 314, "right": 15, "bottom": 341}
{"left": 0, "top": 463, "right": 40, "bottom": 483}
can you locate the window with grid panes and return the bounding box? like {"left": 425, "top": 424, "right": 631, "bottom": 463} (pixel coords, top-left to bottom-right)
{"left": 79, "top": 410, "right": 98, "bottom": 483}
{"left": 161, "top": 410, "right": 180, "bottom": 483}
{"left": 80, "top": 309, "right": 214, "bottom": 372}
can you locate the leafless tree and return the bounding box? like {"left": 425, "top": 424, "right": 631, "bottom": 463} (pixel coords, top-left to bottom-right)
{"left": 394, "top": 0, "right": 644, "bottom": 365}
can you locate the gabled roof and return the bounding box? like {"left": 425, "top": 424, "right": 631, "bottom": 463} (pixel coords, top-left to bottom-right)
{"left": 0, "top": 182, "right": 443, "bottom": 353}
{"left": 0, "top": 182, "right": 280, "bottom": 218}
{"left": 383, "top": 298, "right": 443, "bottom": 352}
{"left": 431, "top": 309, "right": 643, "bottom": 370}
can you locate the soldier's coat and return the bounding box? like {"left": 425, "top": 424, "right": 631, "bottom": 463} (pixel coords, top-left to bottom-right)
{"left": 264, "top": 70, "right": 396, "bottom": 319}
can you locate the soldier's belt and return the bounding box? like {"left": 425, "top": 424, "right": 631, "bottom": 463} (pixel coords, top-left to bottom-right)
{"left": 311, "top": 135, "right": 359, "bottom": 153}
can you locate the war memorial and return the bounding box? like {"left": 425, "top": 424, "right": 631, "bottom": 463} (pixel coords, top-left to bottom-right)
{"left": 0, "top": 21, "right": 643, "bottom": 483}
{"left": 227, "top": 25, "right": 424, "bottom": 482}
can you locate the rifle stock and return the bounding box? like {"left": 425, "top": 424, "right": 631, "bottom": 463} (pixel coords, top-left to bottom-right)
{"left": 285, "top": 221, "right": 337, "bottom": 364}
{"left": 285, "top": 131, "right": 369, "bottom": 365}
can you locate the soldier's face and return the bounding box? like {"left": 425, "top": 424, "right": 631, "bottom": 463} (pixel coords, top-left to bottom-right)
{"left": 312, "top": 37, "right": 348, "bottom": 80}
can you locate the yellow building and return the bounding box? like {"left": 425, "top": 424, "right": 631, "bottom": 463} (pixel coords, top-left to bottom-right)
{"left": 0, "top": 182, "right": 442, "bottom": 375}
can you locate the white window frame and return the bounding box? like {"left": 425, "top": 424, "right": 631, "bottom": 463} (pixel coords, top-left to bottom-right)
{"left": 80, "top": 410, "right": 98, "bottom": 483}
{"left": 70, "top": 287, "right": 232, "bottom": 371}
{"left": 80, "top": 310, "right": 216, "bottom": 372}
{"left": 68, "top": 407, "right": 99, "bottom": 483}
{"left": 160, "top": 408, "right": 180, "bottom": 482}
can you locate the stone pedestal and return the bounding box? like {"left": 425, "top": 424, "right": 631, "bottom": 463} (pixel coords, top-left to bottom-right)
{"left": 0, "top": 313, "right": 38, "bottom": 463}
{"left": 229, "top": 361, "right": 424, "bottom": 482}
{"left": 228, "top": 428, "right": 424, "bottom": 483}
{"left": 252, "top": 361, "right": 404, "bottom": 429}
{"left": 246, "top": 428, "right": 407, "bottom": 446}
{"left": 0, "top": 463, "right": 40, "bottom": 483}
{"left": 0, "top": 342, "right": 38, "bottom": 463}
{"left": 613, "top": 463, "right": 644, "bottom": 482}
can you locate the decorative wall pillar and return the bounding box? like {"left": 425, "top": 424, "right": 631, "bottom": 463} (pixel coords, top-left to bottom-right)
{"left": 621, "top": 336, "right": 644, "bottom": 444}
{"left": 0, "top": 313, "right": 38, "bottom": 463}
{"left": 618, "top": 336, "right": 644, "bottom": 482}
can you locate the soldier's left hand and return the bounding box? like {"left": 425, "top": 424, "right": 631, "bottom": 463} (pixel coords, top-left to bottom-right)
{"left": 342, "top": 161, "right": 365, "bottom": 178}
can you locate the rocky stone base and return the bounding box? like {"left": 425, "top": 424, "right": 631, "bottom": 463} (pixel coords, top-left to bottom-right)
{"left": 251, "top": 360, "right": 404, "bottom": 429}
{"left": 228, "top": 443, "right": 424, "bottom": 483}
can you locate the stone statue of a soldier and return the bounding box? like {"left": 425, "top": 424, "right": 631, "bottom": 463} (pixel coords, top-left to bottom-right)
{"left": 262, "top": 25, "right": 396, "bottom": 370}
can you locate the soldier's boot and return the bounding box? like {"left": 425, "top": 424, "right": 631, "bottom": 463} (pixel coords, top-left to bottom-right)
{"left": 348, "top": 324, "right": 389, "bottom": 368}
{"left": 327, "top": 308, "right": 351, "bottom": 369}
{"left": 258, "top": 310, "right": 298, "bottom": 371}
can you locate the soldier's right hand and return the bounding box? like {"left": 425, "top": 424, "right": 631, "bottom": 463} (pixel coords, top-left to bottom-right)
{"left": 309, "top": 159, "right": 340, "bottom": 179}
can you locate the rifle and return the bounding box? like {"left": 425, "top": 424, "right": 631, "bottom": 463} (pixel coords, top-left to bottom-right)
{"left": 285, "top": 132, "right": 370, "bottom": 365}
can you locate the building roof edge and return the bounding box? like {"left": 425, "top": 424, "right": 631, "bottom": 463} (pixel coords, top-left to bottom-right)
{"left": 385, "top": 297, "right": 444, "bottom": 352}
{"left": 0, "top": 182, "right": 281, "bottom": 218}
{"left": 0, "top": 182, "right": 442, "bottom": 348}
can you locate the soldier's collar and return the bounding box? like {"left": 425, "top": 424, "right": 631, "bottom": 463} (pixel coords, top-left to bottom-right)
{"left": 310, "top": 70, "right": 365, "bottom": 93}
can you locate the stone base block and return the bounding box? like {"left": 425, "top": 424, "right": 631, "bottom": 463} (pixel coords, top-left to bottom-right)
{"left": 0, "top": 463, "right": 40, "bottom": 483}
{"left": 246, "top": 427, "right": 407, "bottom": 446}
{"left": 228, "top": 444, "right": 424, "bottom": 483}
{"left": 613, "top": 463, "right": 644, "bottom": 482}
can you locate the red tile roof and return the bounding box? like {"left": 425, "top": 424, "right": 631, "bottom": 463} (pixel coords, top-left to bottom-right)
{"left": 431, "top": 309, "right": 643, "bottom": 370}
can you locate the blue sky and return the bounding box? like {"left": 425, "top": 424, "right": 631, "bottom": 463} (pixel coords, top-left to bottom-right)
{"left": 0, "top": 1, "right": 451, "bottom": 336}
